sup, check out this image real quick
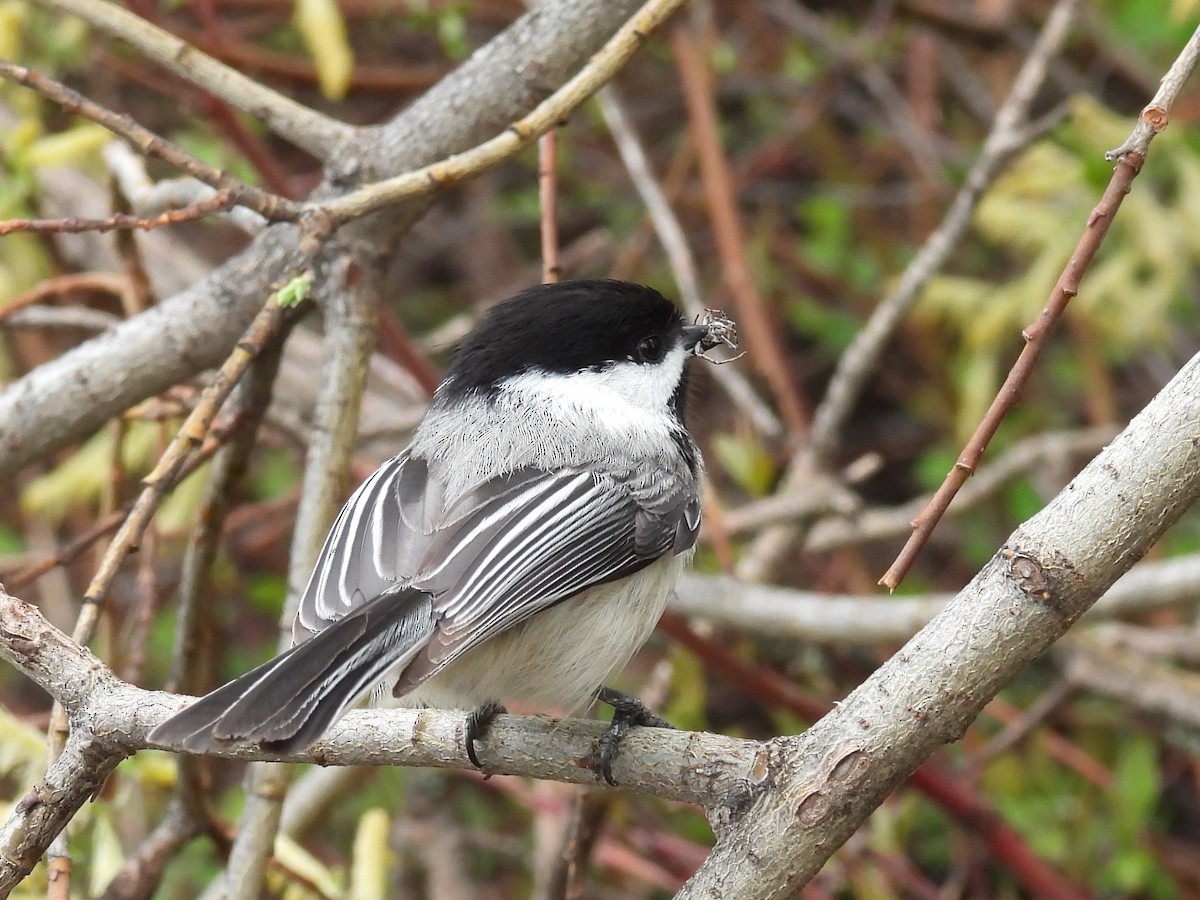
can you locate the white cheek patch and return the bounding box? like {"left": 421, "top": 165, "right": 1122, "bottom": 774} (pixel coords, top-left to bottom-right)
{"left": 501, "top": 346, "right": 687, "bottom": 417}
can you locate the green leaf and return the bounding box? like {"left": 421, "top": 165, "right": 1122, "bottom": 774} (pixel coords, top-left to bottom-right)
{"left": 711, "top": 432, "right": 776, "bottom": 496}
{"left": 277, "top": 272, "right": 313, "bottom": 308}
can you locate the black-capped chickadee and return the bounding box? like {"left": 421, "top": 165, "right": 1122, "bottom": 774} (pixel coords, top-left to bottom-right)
{"left": 151, "top": 279, "right": 735, "bottom": 783}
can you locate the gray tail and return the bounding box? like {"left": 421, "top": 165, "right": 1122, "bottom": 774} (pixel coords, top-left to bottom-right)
{"left": 149, "top": 590, "right": 435, "bottom": 754}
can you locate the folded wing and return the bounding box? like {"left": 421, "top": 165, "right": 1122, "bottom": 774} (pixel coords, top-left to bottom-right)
{"left": 150, "top": 453, "right": 699, "bottom": 753}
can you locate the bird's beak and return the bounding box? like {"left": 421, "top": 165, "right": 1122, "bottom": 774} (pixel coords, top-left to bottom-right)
{"left": 680, "top": 324, "right": 709, "bottom": 353}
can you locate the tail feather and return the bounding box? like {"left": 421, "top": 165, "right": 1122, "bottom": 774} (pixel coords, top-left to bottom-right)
{"left": 149, "top": 590, "right": 436, "bottom": 754}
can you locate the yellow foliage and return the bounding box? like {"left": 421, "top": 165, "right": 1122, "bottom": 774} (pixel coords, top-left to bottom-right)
{"left": 0, "top": 0, "right": 27, "bottom": 61}
{"left": 915, "top": 96, "right": 1198, "bottom": 435}
{"left": 349, "top": 809, "right": 392, "bottom": 900}
{"left": 294, "top": 0, "right": 355, "bottom": 101}
{"left": 273, "top": 832, "right": 345, "bottom": 898}
{"left": 20, "top": 421, "right": 211, "bottom": 532}
{"left": 21, "top": 123, "right": 111, "bottom": 171}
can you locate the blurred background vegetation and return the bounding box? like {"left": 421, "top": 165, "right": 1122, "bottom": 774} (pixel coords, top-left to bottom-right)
{"left": 2, "top": 0, "right": 1200, "bottom": 896}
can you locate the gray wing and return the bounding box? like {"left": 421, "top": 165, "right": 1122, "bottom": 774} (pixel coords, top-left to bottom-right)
{"left": 151, "top": 452, "right": 698, "bottom": 753}
{"left": 294, "top": 452, "right": 700, "bottom": 686}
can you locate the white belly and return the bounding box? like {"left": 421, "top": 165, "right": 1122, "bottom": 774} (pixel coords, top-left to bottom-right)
{"left": 396, "top": 553, "right": 686, "bottom": 714}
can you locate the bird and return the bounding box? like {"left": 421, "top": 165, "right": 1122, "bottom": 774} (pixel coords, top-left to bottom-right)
{"left": 150, "top": 279, "right": 733, "bottom": 784}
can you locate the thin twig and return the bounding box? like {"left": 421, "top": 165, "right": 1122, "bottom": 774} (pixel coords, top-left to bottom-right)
{"left": 110, "top": 180, "right": 157, "bottom": 313}
{"left": 880, "top": 148, "right": 1144, "bottom": 589}
{"left": 735, "top": 0, "right": 1079, "bottom": 584}
{"left": 0, "top": 273, "right": 128, "bottom": 324}
{"left": 38, "top": 0, "right": 354, "bottom": 159}
{"left": 726, "top": 427, "right": 1112, "bottom": 538}
{"left": 2, "top": 306, "right": 121, "bottom": 332}
{"left": 37, "top": 293, "right": 297, "bottom": 806}
{"left": 1, "top": 429, "right": 229, "bottom": 595}
{"left": 0, "top": 190, "right": 241, "bottom": 236}
{"left": 104, "top": 140, "right": 267, "bottom": 235}
{"left": 71, "top": 294, "right": 295, "bottom": 649}
{"left": 1106, "top": 23, "right": 1200, "bottom": 160}
{"left": 807, "top": 0, "right": 1080, "bottom": 466}
{"left": 218, "top": 258, "right": 382, "bottom": 900}
{"left": 671, "top": 24, "right": 810, "bottom": 435}
{"left": 168, "top": 345, "right": 286, "bottom": 695}
{"left": 1059, "top": 630, "right": 1200, "bottom": 732}
{"left": 313, "top": 0, "right": 690, "bottom": 221}
{"left": 967, "top": 681, "right": 1075, "bottom": 772}
{"left": 539, "top": 130, "right": 561, "bottom": 284}
{"left": 0, "top": 60, "right": 303, "bottom": 224}
{"left": 764, "top": 0, "right": 945, "bottom": 186}
{"left": 595, "top": 85, "right": 782, "bottom": 438}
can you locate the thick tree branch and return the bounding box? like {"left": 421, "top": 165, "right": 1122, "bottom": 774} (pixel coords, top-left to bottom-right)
{"left": 314, "top": 0, "right": 688, "bottom": 221}
{"left": 0, "top": 0, "right": 646, "bottom": 481}
{"left": 680, "top": 350, "right": 1200, "bottom": 897}
{"left": 0, "top": 585, "right": 764, "bottom": 893}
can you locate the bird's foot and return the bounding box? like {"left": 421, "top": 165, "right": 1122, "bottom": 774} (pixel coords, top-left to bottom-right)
{"left": 465, "top": 700, "right": 506, "bottom": 771}
{"left": 594, "top": 686, "right": 673, "bottom": 786}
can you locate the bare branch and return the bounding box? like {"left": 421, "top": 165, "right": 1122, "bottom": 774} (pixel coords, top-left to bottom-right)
{"left": 314, "top": 0, "right": 690, "bottom": 221}
{"left": 1107, "top": 22, "right": 1200, "bottom": 160}
{"left": 538, "top": 130, "right": 561, "bottom": 284}
{"left": 0, "top": 0, "right": 651, "bottom": 481}
{"left": 71, "top": 294, "right": 295, "bottom": 649}
{"left": 679, "top": 347, "right": 1200, "bottom": 898}
{"left": 0, "top": 585, "right": 764, "bottom": 892}
{"left": 673, "top": 553, "right": 1200, "bottom": 646}
{"left": 671, "top": 24, "right": 810, "bottom": 435}
{"left": 734, "top": 0, "right": 1080, "bottom": 583}
{"left": 0, "top": 61, "right": 303, "bottom": 223}
{"left": 1059, "top": 629, "right": 1200, "bottom": 730}
{"left": 807, "top": 0, "right": 1080, "bottom": 464}
{"left": 595, "top": 84, "right": 783, "bottom": 438}
{"left": 881, "top": 148, "right": 1142, "bottom": 589}
{"left": 38, "top": 0, "right": 354, "bottom": 159}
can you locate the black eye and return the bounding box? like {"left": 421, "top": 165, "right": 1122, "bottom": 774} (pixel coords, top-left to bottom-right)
{"left": 636, "top": 334, "right": 665, "bottom": 363}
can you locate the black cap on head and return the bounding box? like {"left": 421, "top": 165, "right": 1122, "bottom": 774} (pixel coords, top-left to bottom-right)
{"left": 442, "top": 280, "right": 686, "bottom": 399}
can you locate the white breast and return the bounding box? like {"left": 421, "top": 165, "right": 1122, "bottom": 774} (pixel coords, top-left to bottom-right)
{"left": 392, "top": 552, "right": 688, "bottom": 714}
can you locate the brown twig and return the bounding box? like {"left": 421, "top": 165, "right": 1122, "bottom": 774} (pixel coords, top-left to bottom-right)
{"left": 806, "top": 0, "right": 1080, "bottom": 467}
{"left": 880, "top": 151, "right": 1144, "bottom": 589}
{"left": 539, "top": 130, "right": 561, "bottom": 284}
{"left": 595, "top": 84, "right": 782, "bottom": 437}
{"left": 0, "top": 190, "right": 241, "bottom": 236}
{"left": 110, "top": 183, "right": 157, "bottom": 313}
{"left": 0, "top": 424, "right": 235, "bottom": 594}
{"left": 879, "top": 21, "right": 1200, "bottom": 589}
{"left": 0, "top": 273, "right": 128, "bottom": 324}
{"left": 374, "top": 310, "right": 440, "bottom": 398}
{"left": 670, "top": 24, "right": 810, "bottom": 436}
{"left": 39, "top": 291, "right": 297, "bottom": 810}
{"left": 1106, "top": 24, "right": 1200, "bottom": 160}
{"left": 69, "top": 294, "right": 295, "bottom": 648}
{"left": 0, "top": 60, "right": 303, "bottom": 224}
